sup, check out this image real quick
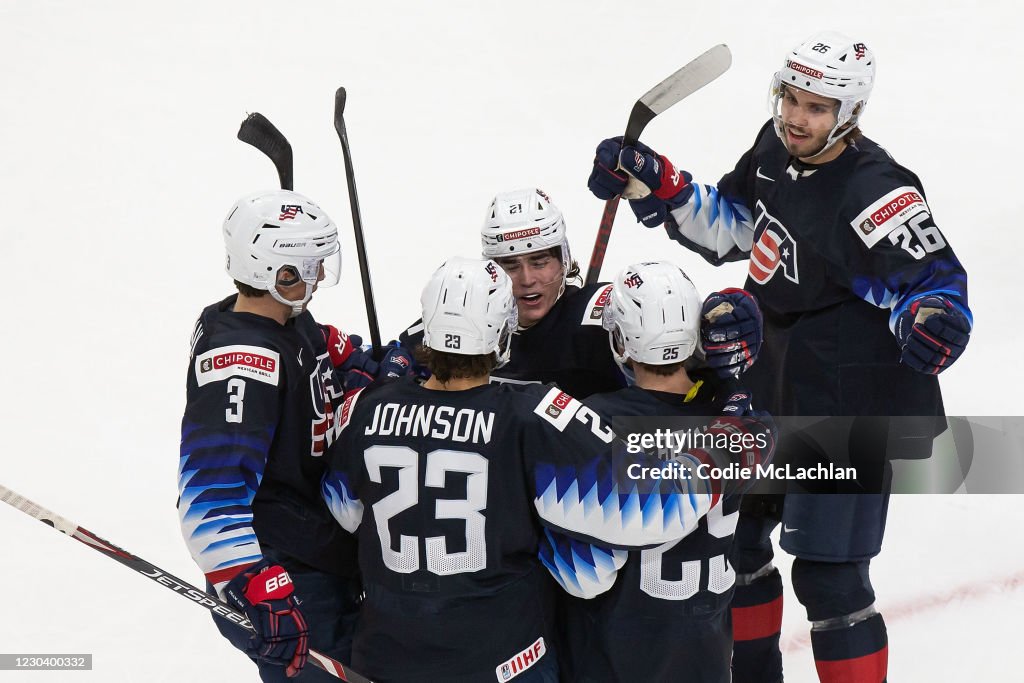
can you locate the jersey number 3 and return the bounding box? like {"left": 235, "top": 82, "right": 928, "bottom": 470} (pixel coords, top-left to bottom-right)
{"left": 365, "top": 445, "right": 487, "bottom": 576}
{"left": 225, "top": 378, "right": 245, "bottom": 423}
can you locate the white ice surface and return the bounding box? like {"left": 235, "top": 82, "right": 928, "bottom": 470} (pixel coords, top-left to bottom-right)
{"left": 1, "top": 1, "right": 1022, "bottom": 680}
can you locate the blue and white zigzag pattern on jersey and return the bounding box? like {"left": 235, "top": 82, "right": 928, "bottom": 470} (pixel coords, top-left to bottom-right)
{"left": 178, "top": 422, "right": 273, "bottom": 589}
{"left": 539, "top": 527, "right": 626, "bottom": 599}
{"left": 669, "top": 184, "right": 755, "bottom": 259}
{"left": 533, "top": 453, "right": 712, "bottom": 549}
{"left": 322, "top": 471, "right": 364, "bottom": 533}
{"left": 851, "top": 260, "right": 971, "bottom": 331}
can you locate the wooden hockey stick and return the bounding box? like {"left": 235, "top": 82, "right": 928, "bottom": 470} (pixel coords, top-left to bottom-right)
{"left": 584, "top": 44, "right": 732, "bottom": 285}
{"left": 0, "top": 484, "right": 374, "bottom": 682}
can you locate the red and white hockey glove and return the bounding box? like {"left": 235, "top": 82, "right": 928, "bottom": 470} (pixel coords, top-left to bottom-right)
{"left": 322, "top": 327, "right": 416, "bottom": 392}
{"left": 321, "top": 324, "right": 357, "bottom": 367}
{"left": 223, "top": 560, "right": 308, "bottom": 677}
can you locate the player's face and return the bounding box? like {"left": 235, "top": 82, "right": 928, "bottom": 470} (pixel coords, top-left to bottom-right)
{"left": 779, "top": 86, "right": 841, "bottom": 161}
{"left": 496, "top": 251, "right": 563, "bottom": 328}
{"left": 275, "top": 262, "right": 325, "bottom": 305}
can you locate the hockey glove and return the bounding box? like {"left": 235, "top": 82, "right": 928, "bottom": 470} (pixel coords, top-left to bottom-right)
{"left": 708, "top": 392, "right": 777, "bottom": 486}
{"left": 223, "top": 561, "right": 308, "bottom": 677}
{"left": 587, "top": 137, "right": 630, "bottom": 200}
{"left": 894, "top": 295, "right": 971, "bottom": 375}
{"left": 339, "top": 335, "right": 416, "bottom": 392}
{"left": 618, "top": 140, "right": 694, "bottom": 228}
{"left": 701, "top": 288, "right": 763, "bottom": 379}
{"left": 321, "top": 324, "right": 356, "bottom": 367}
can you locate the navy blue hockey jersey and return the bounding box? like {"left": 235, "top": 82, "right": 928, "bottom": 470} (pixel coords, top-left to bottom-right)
{"left": 399, "top": 282, "right": 626, "bottom": 398}
{"left": 663, "top": 121, "right": 971, "bottom": 424}
{"left": 320, "top": 378, "right": 744, "bottom": 683}
{"left": 178, "top": 295, "right": 356, "bottom": 592}
{"left": 545, "top": 377, "right": 742, "bottom": 682}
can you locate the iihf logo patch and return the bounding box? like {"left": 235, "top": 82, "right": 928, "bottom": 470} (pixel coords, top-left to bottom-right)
{"left": 279, "top": 204, "right": 304, "bottom": 220}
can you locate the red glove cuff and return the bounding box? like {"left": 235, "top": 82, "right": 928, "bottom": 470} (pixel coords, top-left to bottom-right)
{"left": 243, "top": 565, "right": 295, "bottom": 603}
{"left": 653, "top": 155, "right": 688, "bottom": 200}
{"left": 323, "top": 325, "right": 356, "bottom": 367}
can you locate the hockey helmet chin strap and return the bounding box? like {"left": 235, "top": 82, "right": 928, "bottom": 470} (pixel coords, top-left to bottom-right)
{"left": 268, "top": 283, "right": 313, "bottom": 318}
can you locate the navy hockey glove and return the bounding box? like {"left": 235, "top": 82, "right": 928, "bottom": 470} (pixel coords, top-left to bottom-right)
{"left": 587, "top": 137, "right": 630, "bottom": 200}
{"left": 618, "top": 140, "right": 694, "bottom": 228}
{"left": 339, "top": 336, "right": 415, "bottom": 391}
{"left": 701, "top": 288, "right": 763, "bottom": 379}
{"left": 711, "top": 391, "right": 777, "bottom": 471}
{"left": 894, "top": 296, "right": 971, "bottom": 375}
{"left": 223, "top": 561, "right": 308, "bottom": 677}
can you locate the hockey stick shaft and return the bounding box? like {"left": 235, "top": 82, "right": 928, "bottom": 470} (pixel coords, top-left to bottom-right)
{"left": 584, "top": 44, "right": 732, "bottom": 285}
{"left": 334, "top": 87, "right": 383, "bottom": 357}
{"left": 238, "top": 113, "right": 294, "bottom": 191}
{"left": 0, "top": 484, "right": 372, "bottom": 683}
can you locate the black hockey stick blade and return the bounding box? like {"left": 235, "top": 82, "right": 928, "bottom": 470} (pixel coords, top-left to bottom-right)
{"left": 333, "top": 87, "right": 384, "bottom": 357}
{"left": 238, "top": 112, "right": 294, "bottom": 191}
{"left": 0, "top": 484, "right": 374, "bottom": 682}
{"left": 585, "top": 44, "right": 732, "bottom": 285}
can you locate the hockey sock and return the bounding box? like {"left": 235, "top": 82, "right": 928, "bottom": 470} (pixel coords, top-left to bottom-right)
{"left": 731, "top": 566, "right": 784, "bottom": 683}
{"left": 811, "top": 612, "right": 887, "bottom": 683}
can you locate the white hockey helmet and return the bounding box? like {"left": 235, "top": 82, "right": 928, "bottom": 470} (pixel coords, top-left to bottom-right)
{"left": 601, "top": 261, "right": 702, "bottom": 366}
{"left": 481, "top": 188, "right": 573, "bottom": 287}
{"left": 770, "top": 31, "right": 876, "bottom": 154}
{"left": 421, "top": 257, "right": 518, "bottom": 367}
{"left": 223, "top": 189, "right": 341, "bottom": 317}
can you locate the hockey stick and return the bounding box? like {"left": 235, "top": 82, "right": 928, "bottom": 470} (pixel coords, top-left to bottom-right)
{"left": 333, "top": 87, "right": 383, "bottom": 357}
{"left": 584, "top": 44, "right": 732, "bottom": 285}
{"left": 0, "top": 484, "right": 373, "bottom": 683}
{"left": 238, "top": 112, "right": 294, "bottom": 191}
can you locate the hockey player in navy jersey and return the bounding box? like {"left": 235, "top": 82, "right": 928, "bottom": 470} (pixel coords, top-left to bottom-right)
{"left": 545, "top": 261, "right": 761, "bottom": 683}
{"left": 587, "top": 31, "right": 972, "bottom": 683}
{"left": 399, "top": 187, "right": 624, "bottom": 398}
{"left": 322, "top": 257, "right": 775, "bottom": 683}
{"left": 179, "top": 190, "right": 397, "bottom": 681}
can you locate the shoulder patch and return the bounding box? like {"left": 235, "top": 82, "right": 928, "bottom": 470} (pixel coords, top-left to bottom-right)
{"left": 851, "top": 186, "right": 929, "bottom": 248}
{"left": 580, "top": 284, "right": 614, "bottom": 326}
{"left": 195, "top": 345, "right": 280, "bottom": 387}
{"left": 533, "top": 387, "right": 582, "bottom": 431}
